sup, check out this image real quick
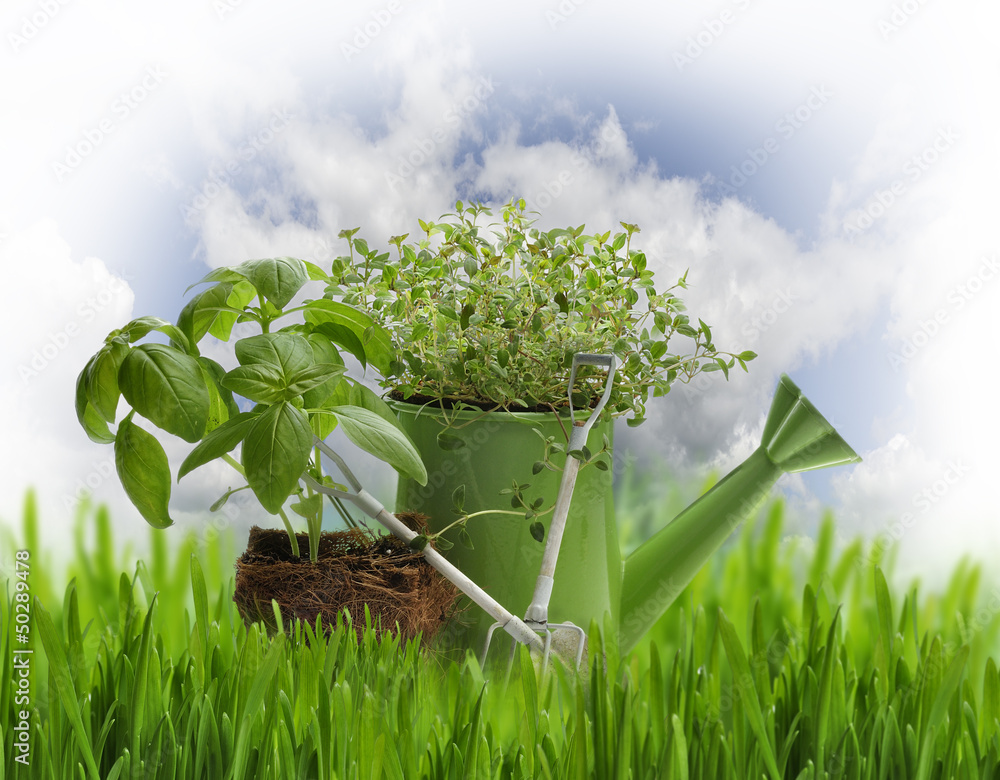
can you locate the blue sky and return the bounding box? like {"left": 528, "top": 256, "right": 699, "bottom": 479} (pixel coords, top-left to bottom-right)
{"left": 2, "top": 0, "right": 997, "bottom": 589}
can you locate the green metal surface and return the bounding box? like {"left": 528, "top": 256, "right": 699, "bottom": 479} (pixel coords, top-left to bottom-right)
{"left": 392, "top": 403, "right": 620, "bottom": 654}
{"left": 391, "top": 374, "right": 861, "bottom": 657}
{"left": 618, "top": 373, "right": 861, "bottom": 653}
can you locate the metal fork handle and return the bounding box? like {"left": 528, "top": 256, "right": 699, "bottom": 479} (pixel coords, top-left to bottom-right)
{"left": 524, "top": 353, "right": 616, "bottom": 625}
{"left": 300, "top": 472, "right": 545, "bottom": 652}
{"left": 568, "top": 353, "right": 617, "bottom": 435}
{"left": 572, "top": 353, "right": 615, "bottom": 367}
{"left": 524, "top": 443, "right": 581, "bottom": 623}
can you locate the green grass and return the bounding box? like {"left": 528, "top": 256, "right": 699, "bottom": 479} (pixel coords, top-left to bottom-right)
{"left": 3, "top": 487, "right": 1000, "bottom": 779}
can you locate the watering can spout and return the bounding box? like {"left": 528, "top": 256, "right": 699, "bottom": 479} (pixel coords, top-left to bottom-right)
{"left": 618, "top": 374, "right": 861, "bottom": 654}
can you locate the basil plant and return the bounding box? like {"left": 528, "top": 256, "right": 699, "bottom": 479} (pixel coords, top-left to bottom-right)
{"left": 75, "top": 257, "right": 427, "bottom": 562}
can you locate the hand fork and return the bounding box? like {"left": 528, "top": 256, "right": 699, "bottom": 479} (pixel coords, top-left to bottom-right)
{"left": 482, "top": 353, "right": 617, "bottom": 671}
{"left": 301, "top": 439, "right": 546, "bottom": 653}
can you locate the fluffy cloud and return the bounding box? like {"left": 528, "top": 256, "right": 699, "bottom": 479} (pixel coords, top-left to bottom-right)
{"left": 0, "top": 221, "right": 281, "bottom": 558}
{"left": 177, "top": 17, "right": 997, "bottom": 583}
{"left": 0, "top": 222, "right": 135, "bottom": 547}
{"left": 3, "top": 0, "right": 997, "bottom": 585}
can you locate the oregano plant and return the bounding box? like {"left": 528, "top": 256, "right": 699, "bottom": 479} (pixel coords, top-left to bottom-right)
{"left": 75, "top": 256, "right": 427, "bottom": 563}
{"left": 323, "top": 198, "right": 756, "bottom": 425}
{"left": 316, "top": 199, "right": 755, "bottom": 547}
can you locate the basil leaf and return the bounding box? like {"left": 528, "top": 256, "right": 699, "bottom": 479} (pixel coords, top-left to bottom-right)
{"left": 308, "top": 380, "right": 351, "bottom": 440}
{"left": 310, "top": 413, "right": 338, "bottom": 441}
{"left": 210, "top": 281, "right": 257, "bottom": 341}
{"left": 118, "top": 344, "right": 211, "bottom": 443}
{"left": 178, "top": 279, "right": 258, "bottom": 344}
{"left": 75, "top": 364, "right": 116, "bottom": 443}
{"left": 198, "top": 356, "right": 240, "bottom": 428}
{"left": 236, "top": 257, "right": 308, "bottom": 309}
{"left": 241, "top": 401, "right": 313, "bottom": 514}
{"left": 183, "top": 266, "right": 249, "bottom": 295}
{"left": 290, "top": 494, "right": 323, "bottom": 519}
{"left": 312, "top": 322, "right": 367, "bottom": 369}
{"left": 284, "top": 363, "right": 346, "bottom": 398}
{"left": 178, "top": 412, "right": 258, "bottom": 480}
{"left": 114, "top": 413, "right": 173, "bottom": 529}
{"left": 234, "top": 332, "right": 313, "bottom": 379}
{"left": 84, "top": 342, "right": 129, "bottom": 423}
{"left": 329, "top": 405, "right": 427, "bottom": 485}
{"left": 120, "top": 316, "right": 197, "bottom": 356}
{"left": 303, "top": 299, "right": 394, "bottom": 375}
{"left": 302, "top": 333, "right": 345, "bottom": 408}
{"left": 347, "top": 381, "right": 402, "bottom": 427}
{"left": 303, "top": 260, "right": 329, "bottom": 282}
{"left": 221, "top": 364, "right": 287, "bottom": 405}
{"left": 178, "top": 283, "right": 232, "bottom": 345}
{"left": 120, "top": 315, "right": 171, "bottom": 342}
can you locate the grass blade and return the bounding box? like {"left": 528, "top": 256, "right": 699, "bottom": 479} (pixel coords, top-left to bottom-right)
{"left": 983, "top": 656, "right": 1000, "bottom": 744}
{"left": 34, "top": 597, "right": 101, "bottom": 780}
{"left": 231, "top": 633, "right": 285, "bottom": 779}
{"left": 915, "top": 644, "right": 969, "bottom": 780}
{"left": 718, "top": 608, "right": 781, "bottom": 780}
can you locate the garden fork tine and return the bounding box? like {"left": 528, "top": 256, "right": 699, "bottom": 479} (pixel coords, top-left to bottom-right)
{"left": 483, "top": 353, "right": 617, "bottom": 673}
{"left": 301, "top": 438, "right": 546, "bottom": 653}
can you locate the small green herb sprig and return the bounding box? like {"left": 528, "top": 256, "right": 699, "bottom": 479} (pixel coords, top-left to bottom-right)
{"left": 75, "top": 256, "right": 427, "bottom": 562}
{"left": 324, "top": 199, "right": 756, "bottom": 425}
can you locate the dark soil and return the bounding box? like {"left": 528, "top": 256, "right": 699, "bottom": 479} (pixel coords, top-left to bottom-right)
{"left": 388, "top": 390, "right": 570, "bottom": 415}
{"left": 233, "top": 516, "right": 458, "bottom": 643}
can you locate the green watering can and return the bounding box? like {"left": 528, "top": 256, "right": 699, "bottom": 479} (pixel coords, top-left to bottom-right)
{"left": 394, "top": 373, "right": 861, "bottom": 656}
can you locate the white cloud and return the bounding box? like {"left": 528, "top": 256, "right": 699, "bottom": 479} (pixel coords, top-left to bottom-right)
{"left": 174, "top": 13, "right": 998, "bottom": 584}
{"left": 0, "top": 220, "right": 281, "bottom": 558}
{"left": 2, "top": 0, "right": 998, "bottom": 587}
{"left": 0, "top": 222, "right": 135, "bottom": 547}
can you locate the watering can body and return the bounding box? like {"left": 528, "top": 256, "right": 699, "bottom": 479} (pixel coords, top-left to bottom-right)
{"left": 392, "top": 405, "right": 623, "bottom": 654}
{"left": 392, "top": 374, "right": 861, "bottom": 656}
